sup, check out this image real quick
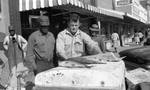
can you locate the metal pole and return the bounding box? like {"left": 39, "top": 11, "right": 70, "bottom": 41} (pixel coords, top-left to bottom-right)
{"left": 97, "top": 20, "right": 101, "bottom": 35}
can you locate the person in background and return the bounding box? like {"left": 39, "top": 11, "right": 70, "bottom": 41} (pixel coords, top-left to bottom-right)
{"left": 3, "top": 25, "right": 28, "bottom": 89}
{"left": 56, "top": 13, "right": 101, "bottom": 60}
{"left": 111, "top": 31, "right": 120, "bottom": 53}
{"left": 134, "top": 31, "right": 140, "bottom": 45}
{"left": 144, "top": 29, "right": 150, "bottom": 46}
{"left": 138, "top": 31, "right": 144, "bottom": 45}
{"left": 25, "top": 16, "right": 55, "bottom": 75}
{"left": 89, "top": 24, "right": 106, "bottom": 53}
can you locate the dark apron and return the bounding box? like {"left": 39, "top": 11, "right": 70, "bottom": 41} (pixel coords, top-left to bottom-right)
{"left": 34, "top": 60, "right": 54, "bottom": 74}
{"left": 33, "top": 49, "right": 54, "bottom": 75}
{"left": 7, "top": 36, "right": 24, "bottom": 73}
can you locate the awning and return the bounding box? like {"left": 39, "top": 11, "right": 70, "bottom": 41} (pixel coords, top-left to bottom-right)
{"left": 19, "top": 0, "right": 123, "bottom": 19}
{"left": 19, "top": 0, "right": 100, "bottom": 13}
{"left": 99, "top": 7, "right": 124, "bottom": 19}
{"left": 124, "top": 13, "right": 147, "bottom": 26}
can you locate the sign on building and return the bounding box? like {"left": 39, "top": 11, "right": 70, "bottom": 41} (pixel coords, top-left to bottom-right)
{"left": 116, "top": 0, "right": 132, "bottom": 6}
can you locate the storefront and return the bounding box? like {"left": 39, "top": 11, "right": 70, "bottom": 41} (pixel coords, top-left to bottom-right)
{"left": 18, "top": 0, "right": 125, "bottom": 46}
{"left": 115, "top": 0, "right": 148, "bottom": 46}
{"left": 19, "top": 0, "right": 101, "bottom": 39}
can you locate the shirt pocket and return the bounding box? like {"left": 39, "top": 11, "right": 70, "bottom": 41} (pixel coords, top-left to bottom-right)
{"left": 74, "top": 39, "right": 83, "bottom": 53}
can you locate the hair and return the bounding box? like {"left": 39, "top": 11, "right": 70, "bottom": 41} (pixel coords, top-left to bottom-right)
{"left": 69, "top": 13, "right": 80, "bottom": 23}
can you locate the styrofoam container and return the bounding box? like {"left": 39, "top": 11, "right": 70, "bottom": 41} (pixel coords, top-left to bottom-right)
{"left": 35, "top": 68, "right": 120, "bottom": 90}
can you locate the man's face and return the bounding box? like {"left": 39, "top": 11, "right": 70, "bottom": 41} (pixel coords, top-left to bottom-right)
{"left": 40, "top": 26, "right": 49, "bottom": 35}
{"left": 69, "top": 20, "right": 80, "bottom": 35}
{"left": 9, "top": 30, "right": 15, "bottom": 36}
{"left": 91, "top": 31, "right": 98, "bottom": 37}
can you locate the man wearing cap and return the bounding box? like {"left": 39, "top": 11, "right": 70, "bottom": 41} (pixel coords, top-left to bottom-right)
{"left": 56, "top": 13, "right": 101, "bottom": 60}
{"left": 3, "top": 25, "right": 27, "bottom": 89}
{"left": 89, "top": 24, "right": 106, "bottom": 53}
{"left": 25, "top": 16, "right": 55, "bottom": 74}
{"left": 3, "top": 26, "right": 27, "bottom": 70}
{"left": 3, "top": 26, "right": 27, "bottom": 51}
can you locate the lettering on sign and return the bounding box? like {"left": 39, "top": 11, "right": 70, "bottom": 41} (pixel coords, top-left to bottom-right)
{"left": 117, "top": 0, "right": 131, "bottom": 6}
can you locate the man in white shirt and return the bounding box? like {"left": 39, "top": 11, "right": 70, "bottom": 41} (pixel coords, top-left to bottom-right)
{"left": 56, "top": 13, "right": 101, "bottom": 60}
{"left": 138, "top": 31, "right": 144, "bottom": 44}
{"left": 3, "top": 26, "right": 27, "bottom": 89}
{"left": 3, "top": 26, "right": 27, "bottom": 52}
{"left": 111, "top": 32, "right": 120, "bottom": 52}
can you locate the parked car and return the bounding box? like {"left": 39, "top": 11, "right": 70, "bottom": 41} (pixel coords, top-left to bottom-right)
{"left": 119, "top": 46, "right": 150, "bottom": 70}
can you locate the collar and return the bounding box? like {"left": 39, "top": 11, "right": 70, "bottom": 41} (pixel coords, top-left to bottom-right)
{"left": 38, "top": 30, "right": 51, "bottom": 37}
{"left": 65, "top": 29, "right": 81, "bottom": 37}
{"left": 9, "top": 34, "right": 17, "bottom": 38}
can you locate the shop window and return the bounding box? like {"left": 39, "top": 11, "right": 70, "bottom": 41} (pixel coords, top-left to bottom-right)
{"left": 29, "top": 15, "right": 40, "bottom": 28}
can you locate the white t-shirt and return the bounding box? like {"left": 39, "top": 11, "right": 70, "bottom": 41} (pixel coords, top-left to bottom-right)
{"left": 138, "top": 32, "right": 143, "bottom": 38}
{"left": 111, "top": 33, "right": 119, "bottom": 41}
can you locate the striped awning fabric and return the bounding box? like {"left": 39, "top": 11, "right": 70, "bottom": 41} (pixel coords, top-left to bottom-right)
{"left": 19, "top": 0, "right": 99, "bottom": 12}
{"left": 19, "top": 0, "right": 123, "bottom": 19}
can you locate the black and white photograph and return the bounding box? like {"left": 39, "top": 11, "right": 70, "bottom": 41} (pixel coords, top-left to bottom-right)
{"left": 0, "top": 0, "right": 150, "bottom": 90}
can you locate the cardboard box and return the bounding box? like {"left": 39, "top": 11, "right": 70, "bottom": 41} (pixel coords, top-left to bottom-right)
{"left": 126, "top": 68, "right": 150, "bottom": 85}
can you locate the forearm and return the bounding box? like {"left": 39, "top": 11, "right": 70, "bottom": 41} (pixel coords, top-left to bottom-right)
{"left": 57, "top": 50, "right": 68, "bottom": 60}
{"left": 3, "top": 45, "right": 8, "bottom": 50}
{"left": 20, "top": 36, "right": 28, "bottom": 50}
{"left": 83, "top": 34, "right": 102, "bottom": 54}
{"left": 25, "top": 55, "right": 36, "bottom": 70}
{"left": 3, "top": 37, "right": 9, "bottom": 50}
{"left": 88, "top": 42, "right": 102, "bottom": 55}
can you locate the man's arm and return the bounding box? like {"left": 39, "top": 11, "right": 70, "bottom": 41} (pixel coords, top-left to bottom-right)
{"left": 25, "top": 34, "right": 36, "bottom": 70}
{"left": 56, "top": 33, "right": 68, "bottom": 60}
{"left": 117, "top": 34, "right": 119, "bottom": 40}
{"left": 3, "top": 36, "right": 9, "bottom": 50}
{"left": 82, "top": 32, "right": 101, "bottom": 55}
{"left": 19, "top": 35, "right": 28, "bottom": 51}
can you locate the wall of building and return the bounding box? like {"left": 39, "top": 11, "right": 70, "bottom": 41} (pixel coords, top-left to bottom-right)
{"left": 79, "top": 0, "right": 95, "bottom": 6}
{"left": 115, "top": 0, "right": 147, "bottom": 23}
{"left": 116, "top": 5, "right": 132, "bottom": 14}
{"left": 95, "top": 0, "right": 114, "bottom": 10}
{"left": 140, "top": 0, "right": 147, "bottom": 9}
{"left": 0, "top": 0, "right": 10, "bottom": 49}
{"left": 0, "top": 0, "right": 10, "bottom": 34}
{"left": 147, "top": 0, "right": 150, "bottom": 24}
